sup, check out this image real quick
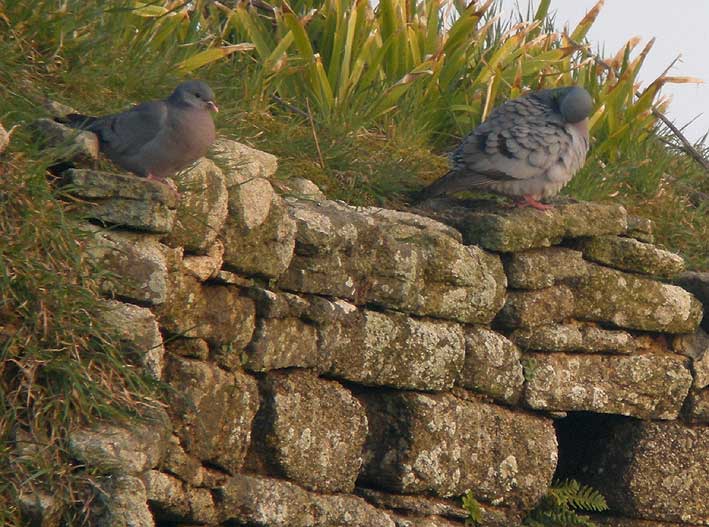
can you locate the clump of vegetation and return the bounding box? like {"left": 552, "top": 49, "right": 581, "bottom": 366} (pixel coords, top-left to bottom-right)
{"left": 462, "top": 489, "right": 483, "bottom": 525}
{"left": 524, "top": 479, "right": 609, "bottom": 527}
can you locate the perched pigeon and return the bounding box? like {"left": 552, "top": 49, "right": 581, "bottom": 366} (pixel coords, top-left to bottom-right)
{"left": 419, "top": 86, "right": 593, "bottom": 210}
{"left": 59, "top": 80, "right": 218, "bottom": 183}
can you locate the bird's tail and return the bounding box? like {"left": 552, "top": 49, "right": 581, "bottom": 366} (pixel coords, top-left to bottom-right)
{"left": 55, "top": 113, "right": 99, "bottom": 130}
{"left": 415, "top": 170, "right": 461, "bottom": 203}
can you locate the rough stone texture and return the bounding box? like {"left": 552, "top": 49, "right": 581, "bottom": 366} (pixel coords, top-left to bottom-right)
{"left": 96, "top": 474, "right": 154, "bottom": 527}
{"left": 83, "top": 225, "right": 170, "bottom": 306}
{"left": 624, "top": 215, "right": 655, "bottom": 243}
{"left": 503, "top": 247, "right": 587, "bottom": 289}
{"left": 585, "top": 420, "right": 709, "bottom": 525}
{"left": 495, "top": 286, "right": 575, "bottom": 328}
{"left": 359, "top": 391, "right": 557, "bottom": 509}
{"left": 222, "top": 176, "right": 296, "bottom": 279}
{"left": 31, "top": 118, "right": 99, "bottom": 163}
{"left": 684, "top": 388, "right": 709, "bottom": 424}
{"left": 392, "top": 515, "right": 464, "bottom": 527}
{"left": 163, "top": 158, "right": 228, "bottom": 253}
{"left": 522, "top": 352, "right": 693, "bottom": 419}
{"left": 318, "top": 301, "right": 465, "bottom": 391}
{"left": 99, "top": 299, "right": 164, "bottom": 379}
{"left": 217, "top": 474, "right": 396, "bottom": 527}
{"left": 160, "top": 434, "right": 205, "bottom": 487}
{"left": 432, "top": 201, "right": 628, "bottom": 252}
{"left": 277, "top": 176, "right": 327, "bottom": 201}
{"left": 675, "top": 271, "right": 709, "bottom": 331}
{"left": 164, "top": 337, "right": 209, "bottom": 360}
{"left": 19, "top": 491, "right": 64, "bottom": 527}
{"left": 63, "top": 169, "right": 177, "bottom": 232}
{"left": 155, "top": 259, "right": 255, "bottom": 348}
{"left": 69, "top": 410, "right": 170, "bottom": 475}
{"left": 572, "top": 263, "right": 703, "bottom": 333}
{"left": 673, "top": 328, "right": 709, "bottom": 389}
{"left": 597, "top": 518, "right": 707, "bottom": 527}
{"left": 576, "top": 235, "right": 685, "bottom": 277}
{"left": 247, "top": 286, "right": 312, "bottom": 319}
{"left": 356, "top": 489, "right": 467, "bottom": 523}
{"left": 163, "top": 356, "right": 259, "bottom": 474}
{"left": 511, "top": 323, "right": 634, "bottom": 354}
{"left": 210, "top": 137, "right": 278, "bottom": 183}
{"left": 457, "top": 327, "right": 524, "bottom": 405}
{"left": 181, "top": 240, "right": 223, "bottom": 281}
{"left": 279, "top": 199, "right": 506, "bottom": 324}
{"left": 143, "top": 470, "right": 217, "bottom": 524}
{"left": 245, "top": 317, "right": 319, "bottom": 372}
{"left": 250, "top": 370, "right": 367, "bottom": 493}
{"left": 357, "top": 489, "right": 522, "bottom": 527}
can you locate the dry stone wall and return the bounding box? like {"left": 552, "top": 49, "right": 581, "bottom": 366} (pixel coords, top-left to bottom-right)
{"left": 24, "top": 121, "right": 709, "bottom": 527}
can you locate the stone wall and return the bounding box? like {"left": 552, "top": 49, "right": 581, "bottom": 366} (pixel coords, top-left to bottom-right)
{"left": 26, "top": 122, "right": 709, "bottom": 526}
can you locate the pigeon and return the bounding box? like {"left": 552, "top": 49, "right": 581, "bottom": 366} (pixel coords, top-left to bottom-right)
{"left": 59, "top": 80, "right": 219, "bottom": 184}
{"left": 418, "top": 86, "right": 593, "bottom": 210}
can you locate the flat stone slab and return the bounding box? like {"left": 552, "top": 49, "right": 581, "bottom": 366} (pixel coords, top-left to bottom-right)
{"left": 572, "top": 263, "right": 703, "bottom": 333}
{"left": 504, "top": 247, "right": 587, "bottom": 289}
{"left": 278, "top": 199, "right": 506, "bottom": 324}
{"left": 522, "top": 352, "right": 692, "bottom": 419}
{"left": 585, "top": 420, "right": 709, "bottom": 525}
{"left": 221, "top": 176, "right": 296, "bottom": 279}
{"left": 164, "top": 356, "right": 259, "bottom": 475}
{"left": 155, "top": 253, "right": 255, "bottom": 350}
{"left": 63, "top": 169, "right": 177, "bottom": 233}
{"left": 250, "top": 370, "right": 367, "bottom": 493}
{"left": 495, "top": 285, "right": 575, "bottom": 329}
{"left": 575, "top": 235, "right": 685, "bottom": 277}
{"left": 99, "top": 299, "right": 164, "bottom": 379}
{"left": 318, "top": 300, "right": 465, "bottom": 391}
{"left": 510, "top": 323, "right": 634, "bottom": 354}
{"left": 216, "top": 474, "right": 396, "bottom": 527}
{"left": 32, "top": 117, "right": 99, "bottom": 163}
{"left": 457, "top": 327, "right": 524, "bottom": 404}
{"left": 244, "top": 317, "right": 319, "bottom": 372}
{"left": 163, "top": 158, "right": 228, "bottom": 253}
{"left": 427, "top": 201, "right": 627, "bottom": 252}
{"left": 358, "top": 391, "right": 557, "bottom": 509}
{"left": 143, "top": 470, "right": 217, "bottom": 525}
{"left": 69, "top": 410, "right": 170, "bottom": 476}
{"left": 83, "top": 225, "right": 170, "bottom": 306}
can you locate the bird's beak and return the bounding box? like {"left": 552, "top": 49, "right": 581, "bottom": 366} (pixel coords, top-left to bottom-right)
{"left": 207, "top": 101, "right": 219, "bottom": 113}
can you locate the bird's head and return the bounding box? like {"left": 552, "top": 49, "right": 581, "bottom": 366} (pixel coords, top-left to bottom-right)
{"left": 171, "top": 80, "right": 219, "bottom": 113}
{"left": 553, "top": 86, "right": 593, "bottom": 123}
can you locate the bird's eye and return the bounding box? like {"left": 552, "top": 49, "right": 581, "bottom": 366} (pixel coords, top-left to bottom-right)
{"left": 194, "top": 92, "right": 201, "bottom": 99}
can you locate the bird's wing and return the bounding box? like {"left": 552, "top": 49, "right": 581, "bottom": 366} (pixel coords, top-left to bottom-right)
{"left": 87, "top": 100, "right": 168, "bottom": 158}
{"left": 451, "top": 95, "right": 574, "bottom": 186}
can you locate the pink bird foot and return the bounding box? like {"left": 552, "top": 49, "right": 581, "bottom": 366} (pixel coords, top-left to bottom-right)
{"left": 515, "top": 195, "right": 553, "bottom": 211}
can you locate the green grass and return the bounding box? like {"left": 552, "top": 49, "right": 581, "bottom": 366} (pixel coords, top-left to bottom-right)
{"left": 0, "top": 0, "right": 707, "bottom": 523}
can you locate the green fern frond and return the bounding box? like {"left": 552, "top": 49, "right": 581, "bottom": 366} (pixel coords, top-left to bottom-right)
{"left": 524, "top": 479, "right": 608, "bottom": 527}
{"left": 549, "top": 480, "right": 608, "bottom": 512}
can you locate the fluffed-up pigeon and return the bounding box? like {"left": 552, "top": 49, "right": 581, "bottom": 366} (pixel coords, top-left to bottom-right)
{"left": 59, "top": 80, "right": 218, "bottom": 184}
{"left": 419, "top": 86, "right": 593, "bottom": 210}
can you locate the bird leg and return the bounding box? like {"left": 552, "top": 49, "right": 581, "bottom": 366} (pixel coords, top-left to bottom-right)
{"left": 146, "top": 173, "right": 180, "bottom": 200}
{"left": 515, "top": 195, "right": 553, "bottom": 211}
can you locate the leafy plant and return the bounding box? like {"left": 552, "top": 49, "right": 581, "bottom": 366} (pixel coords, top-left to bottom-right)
{"left": 462, "top": 489, "right": 483, "bottom": 526}
{"left": 524, "top": 479, "right": 609, "bottom": 527}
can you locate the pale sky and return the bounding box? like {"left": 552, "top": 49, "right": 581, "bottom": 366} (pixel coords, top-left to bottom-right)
{"left": 498, "top": 0, "right": 708, "bottom": 144}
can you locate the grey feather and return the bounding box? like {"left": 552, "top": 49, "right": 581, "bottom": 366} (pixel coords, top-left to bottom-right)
{"left": 60, "top": 80, "right": 218, "bottom": 181}
{"left": 419, "top": 86, "right": 592, "bottom": 202}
